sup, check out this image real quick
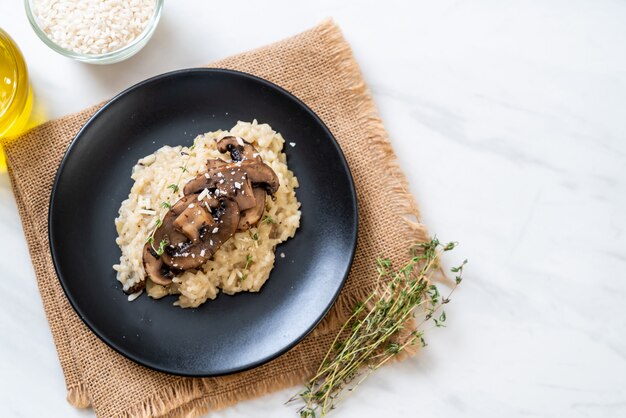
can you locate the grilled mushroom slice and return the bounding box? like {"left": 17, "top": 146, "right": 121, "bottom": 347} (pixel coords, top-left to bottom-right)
{"left": 185, "top": 137, "right": 279, "bottom": 197}
{"left": 173, "top": 201, "right": 216, "bottom": 243}
{"left": 245, "top": 162, "right": 279, "bottom": 194}
{"left": 142, "top": 193, "right": 239, "bottom": 282}
{"left": 154, "top": 195, "right": 199, "bottom": 249}
{"left": 161, "top": 198, "right": 240, "bottom": 270}
{"left": 183, "top": 163, "right": 256, "bottom": 210}
{"left": 238, "top": 187, "right": 267, "bottom": 231}
{"left": 142, "top": 194, "right": 198, "bottom": 285}
{"left": 183, "top": 161, "right": 279, "bottom": 198}
{"left": 206, "top": 158, "right": 228, "bottom": 171}
{"left": 142, "top": 136, "right": 282, "bottom": 286}
{"left": 217, "top": 136, "right": 262, "bottom": 162}
{"left": 143, "top": 244, "right": 179, "bottom": 286}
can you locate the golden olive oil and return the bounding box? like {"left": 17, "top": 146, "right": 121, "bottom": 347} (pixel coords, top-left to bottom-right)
{"left": 0, "top": 28, "right": 33, "bottom": 171}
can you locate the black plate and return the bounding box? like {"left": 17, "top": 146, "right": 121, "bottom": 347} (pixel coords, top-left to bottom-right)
{"left": 49, "top": 68, "right": 357, "bottom": 376}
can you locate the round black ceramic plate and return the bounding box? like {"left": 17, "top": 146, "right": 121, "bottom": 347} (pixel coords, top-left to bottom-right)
{"left": 49, "top": 68, "right": 357, "bottom": 376}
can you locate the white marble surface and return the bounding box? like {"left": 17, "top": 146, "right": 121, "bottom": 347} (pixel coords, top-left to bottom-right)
{"left": 2, "top": 1, "right": 626, "bottom": 417}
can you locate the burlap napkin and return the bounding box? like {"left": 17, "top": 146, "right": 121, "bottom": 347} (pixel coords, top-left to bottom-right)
{"left": 4, "top": 20, "right": 428, "bottom": 417}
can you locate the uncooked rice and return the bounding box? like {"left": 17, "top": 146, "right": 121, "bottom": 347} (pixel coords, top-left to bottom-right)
{"left": 113, "top": 121, "right": 301, "bottom": 308}
{"left": 32, "top": 0, "right": 155, "bottom": 55}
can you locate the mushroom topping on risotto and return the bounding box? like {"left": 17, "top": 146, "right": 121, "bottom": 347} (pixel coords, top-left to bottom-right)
{"left": 141, "top": 137, "right": 280, "bottom": 288}
{"left": 113, "top": 121, "right": 301, "bottom": 308}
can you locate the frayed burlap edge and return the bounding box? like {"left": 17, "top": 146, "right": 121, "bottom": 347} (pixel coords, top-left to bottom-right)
{"left": 67, "top": 384, "right": 91, "bottom": 409}
{"left": 96, "top": 19, "right": 431, "bottom": 418}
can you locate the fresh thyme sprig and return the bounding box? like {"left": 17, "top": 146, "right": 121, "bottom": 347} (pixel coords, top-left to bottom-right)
{"left": 145, "top": 145, "right": 195, "bottom": 252}
{"left": 289, "top": 237, "right": 466, "bottom": 417}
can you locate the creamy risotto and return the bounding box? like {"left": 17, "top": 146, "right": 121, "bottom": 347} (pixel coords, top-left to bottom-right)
{"left": 113, "top": 121, "right": 301, "bottom": 308}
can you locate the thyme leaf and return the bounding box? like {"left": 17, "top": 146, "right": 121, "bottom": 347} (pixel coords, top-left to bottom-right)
{"left": 155, "top": 239, "right": 167, "bottom": 256}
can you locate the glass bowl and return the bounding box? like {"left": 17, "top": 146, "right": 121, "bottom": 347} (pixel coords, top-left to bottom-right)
{"left": 24, "top": 0, "right": 163, "bottom": 65}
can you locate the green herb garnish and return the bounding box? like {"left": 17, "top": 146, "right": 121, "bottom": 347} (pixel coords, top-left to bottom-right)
{"left": 290, "top": 237, "right": 466, "bottom": 417}
{"left": 146, "top": 146, "right": 193, "bottom": 250}
{"left": 239, "top": 254, "right": 254, "bottom": 282}
{"left": 155, "top": 239, "right": 168, "bottom": 256}
{"left": 243, "top": 254, "right": 253, "bottom": 270}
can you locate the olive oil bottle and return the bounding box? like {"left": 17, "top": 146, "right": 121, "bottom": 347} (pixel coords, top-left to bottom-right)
{"left": 0, "top": 28, "right": 33, "bottom": 171}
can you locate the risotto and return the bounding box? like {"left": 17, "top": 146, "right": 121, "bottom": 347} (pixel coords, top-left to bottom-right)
{"left": 113, "top": 121, "right": 301, "bottom": 308}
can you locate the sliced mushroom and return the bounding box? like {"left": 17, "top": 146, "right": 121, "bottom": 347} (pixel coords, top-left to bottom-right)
{"left": 211, "top": 163, "right": 256, "bottom": 210}
{"left": 206, "top": 158, "right": 228, "bottom": 171}
{"left": 243, "top": 162, "right": 279, "bottom": 194}
{"left": 142, "top": 195, "right": 198, "bottom": 285}
{"left": 150, "top": 195, "right": 198, "bottom": 256}
{"left": 173, "top": 203, "right": 215, "bottom": 243}
{"left": 161, "top": 198, "right": 240, "bottom": 270}
{"left": 144, "top": 194, "right": 213, "bottom": 281}
{"left": 183, "top": 161, "right": 279, "bottom": 198}
{"left": 185, "top": 138, "right": 279, "bottom": 198}
{"left": 143, "top": 244, "right": 179, "bottom": 286}
{"left": 238, "top": 187, "right": 267, "bottom": 231}
{"left": 142, "top": 137, "right": 281, "bottom": 286}
{"left": 217, "top": 136, "right": 261, "bottom": 162}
